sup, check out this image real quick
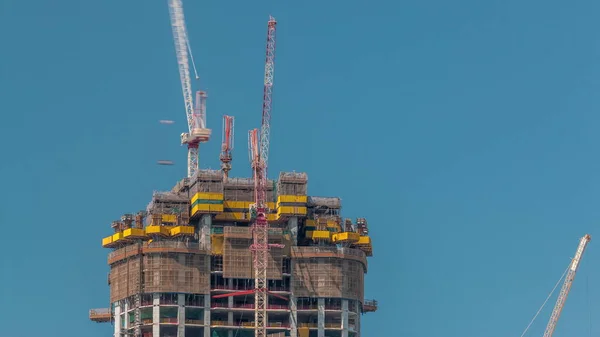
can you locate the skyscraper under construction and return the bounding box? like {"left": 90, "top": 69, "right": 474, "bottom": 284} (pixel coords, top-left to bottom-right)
{"left": 89, "top": 170, "right": 377, "bottom": 337}
{"left": 89, "top": 2, "right": 377, "bottom": 336}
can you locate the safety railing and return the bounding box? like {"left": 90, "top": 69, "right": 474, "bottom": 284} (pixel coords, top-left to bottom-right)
{"left": 211, "top": 303, "right": 289, "bottom": 310}
{"left": 211, "top": 285, "right": 290, "bottom": 292}
{"left": 184, "top": 319, "right": 203, "bottom": 325}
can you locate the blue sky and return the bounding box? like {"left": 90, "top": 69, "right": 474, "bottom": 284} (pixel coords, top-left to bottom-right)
{"left": 2, "top": 0, "right": 600, "bottom": 336}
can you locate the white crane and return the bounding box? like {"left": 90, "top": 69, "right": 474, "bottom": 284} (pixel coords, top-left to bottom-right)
{"left": 542, "top": 234, "right": 591, "bottom": 337}
{"left": 520, "top": 234, "right": 592, "bottom": 337}
{"left": 167, "top": 0, "right": 211, "bottom": 178}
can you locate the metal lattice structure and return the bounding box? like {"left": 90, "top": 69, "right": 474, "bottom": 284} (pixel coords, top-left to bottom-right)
{"left": 542, "top": 234, "right": 591, "bottom": 337}
{"left": 220, "top": 115, "right": 235, "bottom": 181}
{"left": 167, "top": 0, "right": 211, "bottom": 178}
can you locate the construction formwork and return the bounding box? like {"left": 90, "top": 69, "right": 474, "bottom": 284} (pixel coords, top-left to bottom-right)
{"left": 291, "top": 246, "right": 366, "bottom": 303}
{"left": 143, "top": 245, "right": 210, "bottom": 294}
{"left": 107, "top": 241, "right": 210, "bottom": 303}
{"left": 146, "top": 191, "right": 191, "bottom": 226}
{"left": 276, "top": 172, "right": 308, "bottom": 196}
{"left": 222, "top": 226, "right": 286, "bottom": 280}
{"left": 190, "top": 170, "right": 224, "bottom": 193}
{"left": 223, "top": 227, "right": 253, "bottom": 279}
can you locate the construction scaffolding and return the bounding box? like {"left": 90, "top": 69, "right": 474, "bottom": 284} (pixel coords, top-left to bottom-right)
{"left": 146, "top": 191, "right": 190, "bottom": 226}
{"left": 222, "top": 226, "right": 285, "bottom": 279}
{"left": 143, "top": 246, "right": 210, "bottom": 294}
{"left": 223, "top": 227, "right": 253, "bottom": 278}
{"left": 224, "top": 177, "right": 277, "bottom": 203}
{"left": 276, "top": 172, "right": 308, "bottom": 195}
{"left": 190, "top": 169, "right": 224, "bottom": 194}
{"left": 291, "top": 246, "right": 366, "bottom": 302}
{"left": 109, "top": 253, "right": 141, "bottom": 303}
{"left": 108, "top": 241, "right": 210, "bottom": 302}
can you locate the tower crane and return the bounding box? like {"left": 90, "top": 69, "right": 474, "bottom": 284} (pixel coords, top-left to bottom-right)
{"left": 167, "top": 0, "right": 211, "bottom": 178}
{"left": 542, "top": 234, "right": 591, "bottom": 337}
{"left": 220, "top": 115, "right": 235, "bottom": 182}
{"left": 211, "top": 16, "right": 283, "bottom": 337}
{"left": 249, "top": 16, "right": 281, "bottom": 337}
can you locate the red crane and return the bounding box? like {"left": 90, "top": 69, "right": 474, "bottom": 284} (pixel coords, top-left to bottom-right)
{"left": 212, "top": 16, "right": 284, "bottom": 337}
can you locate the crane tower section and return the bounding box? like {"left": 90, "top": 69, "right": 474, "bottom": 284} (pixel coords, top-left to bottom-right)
{"left": 168, "top": 0, "right": 211, "bottom": 178}
{"left": 259, "top": 16, "right": 277, "bottom": 173}
{"left": 220, "top": 115, "right": 235, "bottom": 182}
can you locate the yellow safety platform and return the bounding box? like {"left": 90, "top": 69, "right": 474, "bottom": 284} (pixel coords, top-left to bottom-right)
{"left": 145, "top": 225, "right": 170, "bottom": 237}
{"left": 276, "top": 195, "right": 308, "bottom": 204}
{"left": 223, "top": 201, "right": 276, "bottom": 210}
{"left": 332, "top": 232, "right": 360, "bottom": 243}
{"left": 276, "top": 206, "right": 307, "bottom": 218}
{"left": 161, "top": 214, "right": 177, "bottom": 224}
{"left": 122, "top": 228, "right": 147, "bottom": 240}
{"left": 102, "top": 235, "right": 114, "bottom": 248}
{"left": 112, "top": 232, "right": 122, "bottom": 242}
{"left": 191, "top": 192, "right": 224, "bottom": 204}
{"left": 276, "top": 194, "right": 308, "bottom": 220}
{"left": 215, "top": 212, "right": 247, "bottom": 221}
{"left": 211, "top": 234, "right": 224, "bottom": 255}
{"left": 214, "top": 211, "right": 278, "bottom": 222}
{"left": 191, "top": 192, "right": 224, "bottom": 217}
{"left": 169, "top": 226, "right": 194, "bottom": 237}
{"left": 353, "top": 235, "right": 373, "bottom": 256}
{"left": 310, "top": 230, "right": 331, "bottom": 241}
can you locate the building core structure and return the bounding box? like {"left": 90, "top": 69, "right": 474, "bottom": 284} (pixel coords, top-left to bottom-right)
{"left": 90, "top": 170, "right": 377, "bottom": 337}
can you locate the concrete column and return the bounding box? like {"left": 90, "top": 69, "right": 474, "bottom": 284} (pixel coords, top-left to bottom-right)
{"left": 123, "top": 300, "right": 129, "bottom": 331}
{"left": 317, "top": 298, "right": 325, "bottom": 337}
{"left": 287, "top": 217, "right": 298, "bottom": 245}
{"left": 341, "top": 300, "right": 349, "bottom": 337}
{"left": 153, "top": 294, "right": 160, "bottom": 337}
{"left": 204, "top": 295, "right": 211, "bottom": 337}
{"left": 289, "top": 294, "right": 297, "bottom": 337}
{"left": 199, "top": 214, "right": 212, "bottom": 251}
{"left": 355, "top": 301, "right": 361, "bottom": 337}
{"left": 113, "top": 303, "right": 122, "bottom": 337}
{"left": 178, "top": 294, "right": 186, "bottom": 337}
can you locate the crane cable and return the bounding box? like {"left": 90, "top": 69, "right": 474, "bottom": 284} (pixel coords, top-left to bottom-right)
{"left": 519, "top": 263, "right": 570, "bottom": 337}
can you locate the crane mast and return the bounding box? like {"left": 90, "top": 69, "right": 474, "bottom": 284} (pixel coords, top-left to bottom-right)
{"left": 167, "top": 0, "right": 211, "bottom": 178}
{"left": 220, "top": 115, "right": 235, "bottom": 182}
{"left": 250, "top": 16, "right": 279, "bottom": 337}
{"left": 209, "top": 17, "right": 283, "bottom": 337}
{"left": 543, "top": 234, "right": 591, "bottom": 337}
{"left": 259, "top": 16, "right": 277, "bottom": 171}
